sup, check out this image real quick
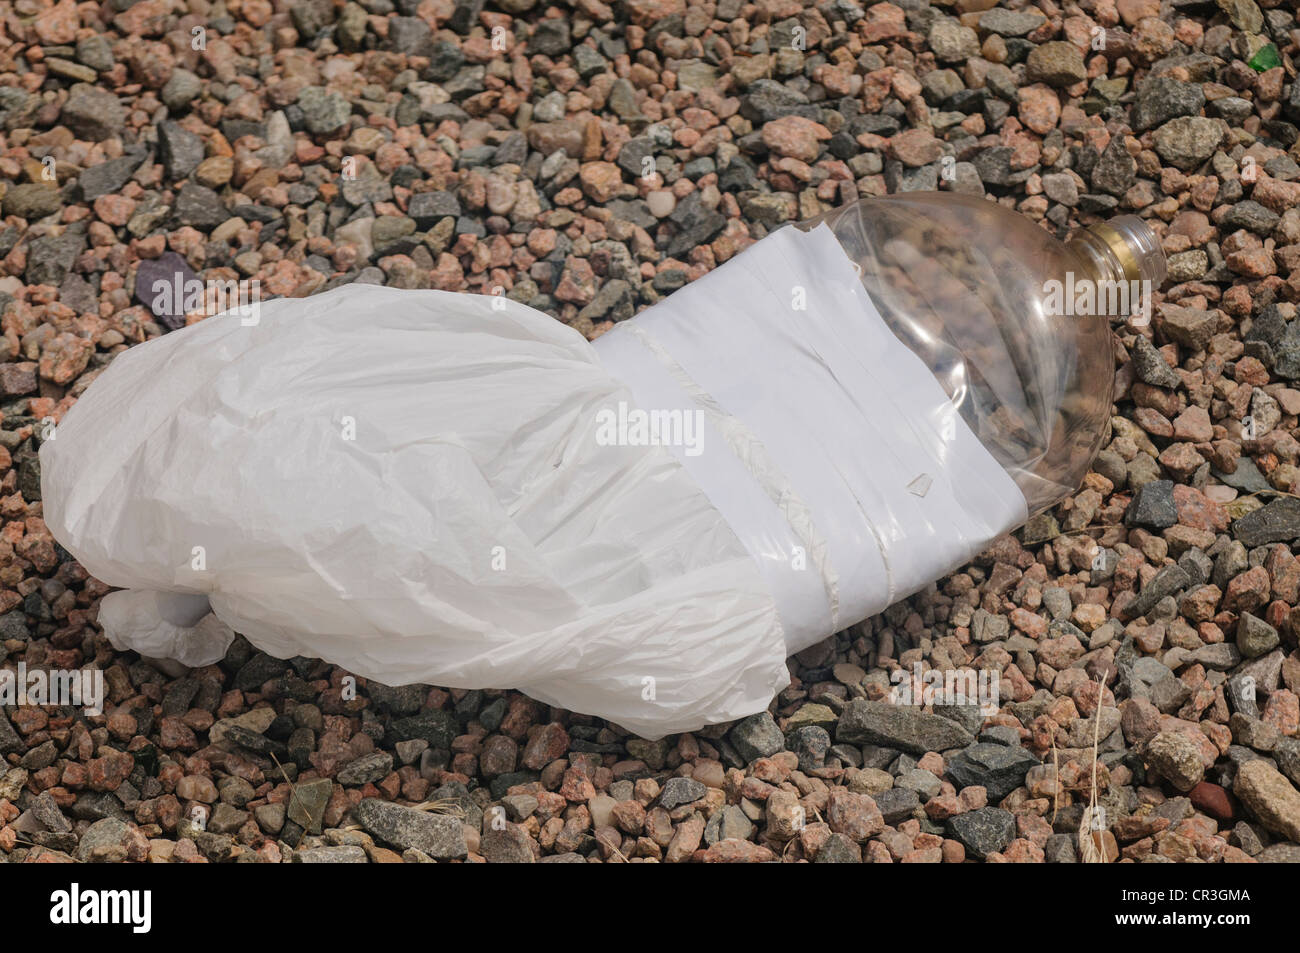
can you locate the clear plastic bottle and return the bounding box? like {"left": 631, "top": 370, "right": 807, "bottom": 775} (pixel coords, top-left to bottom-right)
{"left": 799, "top": 193, "right": 1167, "bottom": 515}
{"left": 42, "top": 190, "right": 1173, "bottom": 737}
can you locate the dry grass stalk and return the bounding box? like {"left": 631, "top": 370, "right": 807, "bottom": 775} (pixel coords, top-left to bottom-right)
{"left": 1050, "top": 740, "right": 1060, "bottom": 827}
{"left": 408, "top": 796, "right": 467, "bottom": 819}
{"left": 1077, "top": 675, "right": 1107, "bottom": 864}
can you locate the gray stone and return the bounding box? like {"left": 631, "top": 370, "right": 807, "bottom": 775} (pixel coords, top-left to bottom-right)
{"left": 61, "top": 84, "right": 125, "bottom": 140}
{"left": 1232, "top": 497, "right": 1300, "bottom": 546}
{"left": 480, "top": 826, "right": 536, "bottom": 862}
{"left": 1044, "top": 832, "right": 1077, "bottom": 862}
{"left": 729, "top": 711, "right": 785, "bottom": 763}
{"left": 608, "top": 78, "right": 641, "bottom": 120}
{"left": 1151, "top": 675, "right": 1192, "bottom": 714}
{"left": 173, "top": 183, "right": 229, "bottom": 228}
{"left": 408, "top": 190, "right": 461, "bottom": 228}
{"left": 837, "top": 699, "right": 974, "bottom": 754}
{"left": 896, "top": 768, "right": 943, "bottom": 800}
{"left": 1230, "top": 712, "right": 1278, "bottom": 753}
{"left": 740, "top": 79, "right": 816, "bottom": 124}
{"left": 2, "top": 183, "right": 61, "bottom": 220}
{"left": 1145, "top": 730, "right": 1206, "bottom": 791}
{"left": 978, "top": 725, "right": 1023, "bottom": 747}
{"left": 1041, "top": 173, "right": 1078, "bottom": 207}
{"left": 1275, "top": 738, "right": 1300, "bottom": 787}
{"left": 1233, "top": 759, "right": 1300, "bottom": 842}
{"left": 1178, "top": 549, "right": 1213, "bottom": 588}
{"left": 366, "top": 683, "right": 426, "bottom": 715}
{"left": 294, "top": 845, "right": 368, "bottom": 863}
{"left": 336, "top": 2, "right": 368, "bottom": 50}
{"left": 1026, "top": 42, "right": 1087, "bottom": 87}
{"left": 448, "top": 0, "right": 485, "bottom": 33}
{"left": 1090, "top": 137, "right": 1136, "bottom": 198}
{"left": 297, "top": 86, "right": 352, "bottom": 135}
{"left": 978, "top": 8, "right": 1046, "bottom": 36}
{"left": 1133, "top": 656, "right": 1174, "bottom": 686}
{"left": 945, "top": 742, "right": 1040, "bottom": 801}
{"left": 1159, "top": 306, "right": 1217, "bottom": 350}
{"left": 1131, "top": 76, "right": 1206, "bottom": 132}
{"left": 1188, "top": 642, "right": 1241, "bottom": 671}
{"left": 659, "top": 776, "right": 707, "bottom": 810}
{"left": 929, "top": 19, "right": 980, "bottom": 63}
{"left": 971, "top": 609, "right": 1011, "bottom": 642}
{"left": 1124, "top": 562, "right": 1190, "bottom": 620}
{"left": 340, "top": 164, "right": 392, "bottom": 206}
{"left": 286, "top": 778, "right": 332, "bottom": 834}
{"left": 286, "top": 0, "right": 333, "bottom": 34}
{"left": 704, "top": 804, "right": 754, "bottom": 845}
{"left": 161, "top": 69, "right": 201, "bottom": 111}
{"left": 873, "top": 786, "right": 921, "bottom": 824}
{"left": 75, "top": 35, "right": 115, "bottom": 72}
{"left": 946, "top": 807, "right": 1015, "bottom": 859}
{"left": 1217, "top": 0, "right": 1263, "bottom": 32}
{"left": 1237, "top": 613, "right": 1280, "bottom": 658}
{"left": 389, "top": 710, "right": 457, "bottom": 750}
{"left": 1212, "top": 540, "right": 1250, "bottom": 589}
{"left": 1214, "top": 460, "right": 1270, "bottom": 496}
{"left": 1166, "top": 249, "right": 1208, "bottom": 282}
{"left": 26, "top": 233, "right": 83, "bottom": 286}
{"left": 80, "top": 150, "right": 147, "bottom": 201}
{"left": 814, "top": 831, "right": 862, "bottom": 862}
{"left": 31, "top": 791, "right": 71, "bottom": 833}
{"left": 1221, "top": 200, "right": 1279, "bottom": 236}
{"left": 135, "top": 251, "right": 200, "bottom": 332}
{"left": 387, "top": 16, "right": 432, "bottom": 54}
{"left": 372, "top": 216, "right": 417, "bottom": 254}
{"left": 0, "top": 712, "right": 21, "bottom": 759}
{"left": 1153, "top": 117, "right": 1224, "bottom": 172}
{"left": 207, "top": 803, "right": 249, "bottom": 834}
{"left": 158, "top": 122, "right": 204, "bottom": 181}
{"left": 972, "top": 144, "right": 1008, "bottom": 184}
{"left": 500, "top": 793, "right": 538, "bottom": 821}
{"left": 44, "top": 60, "right": 91, "bottom": 83}
{"left": 666, "top": 191, "right": 726, "bottom": 259}
{"left": 337, "top": 751, "right": 395, "bottom": 786}
{"left": 788, "top": 725, "right": 832, "bottom": 772}
{"left": 1130, "top": 335, "right": 1182, "bottom": 389}
{"left": 933, "top": 703, "right": 985, "bottom": 735}
{"left": 1226, "top": 672, "right": 1260, "bottom": 718}
{"left": 74, "top": 817, "right": 131, "bottom": 863}
{"left": 577, "top": 278, "right": 634, "bottom": 322}
{"left": 526, "top": 18, "right": 571, "bottom": 56}
{"left": 353, "top": 798, "right": 468, "bottom": 859}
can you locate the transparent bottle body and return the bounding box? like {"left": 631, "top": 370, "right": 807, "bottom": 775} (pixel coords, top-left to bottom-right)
{"left": 798, "top": 193, "right": 1165, "bottom": 516}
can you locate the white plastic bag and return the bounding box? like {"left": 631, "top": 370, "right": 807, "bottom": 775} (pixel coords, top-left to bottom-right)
{"left": 41, "top": 283, "right": 788, "bottom": 738}
{"left": 42, "top": 224, "right": 1026, "bottom": 738}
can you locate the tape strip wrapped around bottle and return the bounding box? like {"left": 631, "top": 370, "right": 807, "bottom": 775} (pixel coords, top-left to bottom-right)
{"left": 41, "top": 223, "right": 1026, "bottom": 739}
{"left": 593, "top": 222, "right": 1029, "bottom": 656}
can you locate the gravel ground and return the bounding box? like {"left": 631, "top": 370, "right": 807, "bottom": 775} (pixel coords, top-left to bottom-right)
{"left": 3, "top": 0, "right": 1300, "bottom": 864}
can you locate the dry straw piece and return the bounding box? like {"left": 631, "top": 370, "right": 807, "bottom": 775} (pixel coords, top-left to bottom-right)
{"left": 1077, "top": 674, "right": 1108, "bottom": 864}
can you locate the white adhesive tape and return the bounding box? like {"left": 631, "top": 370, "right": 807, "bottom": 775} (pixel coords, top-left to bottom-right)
{"left": 593, "top": 222, "right": 1030, "bottom": 653}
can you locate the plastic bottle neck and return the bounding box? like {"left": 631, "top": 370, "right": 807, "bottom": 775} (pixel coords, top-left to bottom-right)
{"left": 1065, "top": 216, "right": 1167, "bottom": 308}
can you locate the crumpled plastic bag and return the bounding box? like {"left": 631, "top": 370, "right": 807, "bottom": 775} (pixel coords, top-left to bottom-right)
{"left": 41, "top": 283, "right": 789, "bottom": 739}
